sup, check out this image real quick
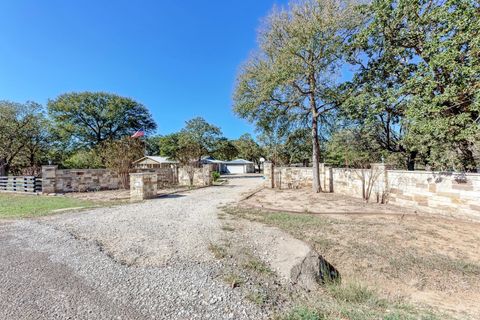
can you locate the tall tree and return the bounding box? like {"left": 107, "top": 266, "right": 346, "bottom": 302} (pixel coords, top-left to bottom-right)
{"left": 234, "top": 133, "right": 264, "bottom": 170}
{"left": 179, "top": 117, "right": 222, "bottom": 161}
{"left": 101, "top": 137, "right": 144, "bottom": 189}
{"left": 48, "top": 92, "right": 156, "bottom": 149}
{"left": 0, "top": 101, "right": 47, "bottom": 175}
{"left": 284, "top": 128, "right": 313, "bottom": 166}
{"left": 157, "top": 133, "right": 181, "bottom": 159}
{"left": 234, "top": 0, "right": 362, "bottom": 192}
{"left": 349, "top": 0, "right": 480, "bottom": 171}
{"left": 212, "top": 138, "right": 239, "bottom": 161}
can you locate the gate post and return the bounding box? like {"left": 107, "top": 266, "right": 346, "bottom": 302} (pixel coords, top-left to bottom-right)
{"left": 41, "top": 165, "right": 58, "bottom": 194}
{"left": 130, "top": 173, "right": 158, "bottom": 201}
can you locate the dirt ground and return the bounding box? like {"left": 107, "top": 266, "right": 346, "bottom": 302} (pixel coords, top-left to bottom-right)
{"left": 239, "top": 188, "right": 480, "bottom": 319}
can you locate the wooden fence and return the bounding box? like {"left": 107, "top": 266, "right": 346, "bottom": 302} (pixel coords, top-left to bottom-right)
{"left": 0, "top": 176, "right": 42, "bottom": 193}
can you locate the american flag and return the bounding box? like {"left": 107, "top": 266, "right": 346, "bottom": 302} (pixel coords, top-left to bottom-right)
{"left": 131, "top": 129, "right": 145, "bottom": 138}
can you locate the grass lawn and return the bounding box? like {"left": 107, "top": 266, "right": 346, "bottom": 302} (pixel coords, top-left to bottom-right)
{"left": 0, "top": 193, "right": 97, "bottom": 219}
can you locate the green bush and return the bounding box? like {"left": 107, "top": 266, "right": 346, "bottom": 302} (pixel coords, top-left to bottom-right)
{"left": 212, "top": 171, "right": 221, "bottom": 182}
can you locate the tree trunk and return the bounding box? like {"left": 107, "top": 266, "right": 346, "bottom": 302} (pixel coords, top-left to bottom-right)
{"left": 311, "top": 116, "right": 322, "bottom": 193}
{"left": 406, "top": 151, "right": 417, "bottom": 171}
{"left": 0, "top": 158, "right": 6, "bottom": 176}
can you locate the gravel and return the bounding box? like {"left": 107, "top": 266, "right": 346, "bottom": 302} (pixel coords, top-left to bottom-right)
{"left": 0, "top": 176, "right": 268, "bottom": 320}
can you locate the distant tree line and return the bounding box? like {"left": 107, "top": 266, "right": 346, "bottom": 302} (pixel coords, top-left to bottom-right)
{"left": 0, "top": 92, "right": 155, "bottom": 176}
{"left": 233, "top": 0, "right": 480, "bottom": 192}
{"left": 0, "top": 93, "right": 267, "bottom": 176}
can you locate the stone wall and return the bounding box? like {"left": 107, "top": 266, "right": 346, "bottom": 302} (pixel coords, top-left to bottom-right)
{"left": 387, "top": 171, "right": 480, "bottom": 220}
{"left": 263, "top": 163, "right": 333, "bottom": 191}
{"left": 41, "top": 166, "right": 120, "bottom": 193}
{"left": 134, "top": 168, "right": 177, "bottom": 188}
{"left": 264, "top": 163, "right": 480, "bottom": 220}
{"left": 178, "top": 165, "right": 213, "bottom": 187}
{"left": 42, "top": 165, "right": 210, "bottom": 193}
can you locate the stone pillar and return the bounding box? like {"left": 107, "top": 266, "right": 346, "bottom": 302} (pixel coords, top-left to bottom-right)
{"left": 202, "top": 164, "right": 214, "bottom": 186}
{"left": 130, "top": 173, "right": 158, "bottom": 201}
{"left": 324, "top": 165, "right": 333, "bottom": 193}
{"left": 41, "top": 165, "right": 58, "bottom": 194}
{"left": 264, "top": 162, "right": 273, "bottom": 188}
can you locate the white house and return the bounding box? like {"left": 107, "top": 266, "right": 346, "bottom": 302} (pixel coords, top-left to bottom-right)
{"left": 133, "top": 156, "right": 178, "bottom": 169}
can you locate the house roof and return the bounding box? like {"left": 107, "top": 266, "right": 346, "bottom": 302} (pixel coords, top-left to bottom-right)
{"left": 201, "top": 156, "right": 226, "bottom": 164}
{"left": 225, "top": 159, "right": 254, "bottom": 165}
{"left": 133, "top": 156, "right": 178, "bottom": 164}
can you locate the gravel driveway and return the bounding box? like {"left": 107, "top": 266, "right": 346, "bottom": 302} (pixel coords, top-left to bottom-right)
{"left": 0, "top": 176, "right": 266, "bottom": 320}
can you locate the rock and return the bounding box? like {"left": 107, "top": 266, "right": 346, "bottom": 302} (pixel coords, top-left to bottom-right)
{"left": 290, "top": 249, "right": 340, "bottom": 291}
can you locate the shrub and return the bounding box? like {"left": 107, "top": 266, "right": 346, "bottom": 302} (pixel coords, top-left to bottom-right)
{"left": 212, "top": 171, "right": 221, "bottom": 182}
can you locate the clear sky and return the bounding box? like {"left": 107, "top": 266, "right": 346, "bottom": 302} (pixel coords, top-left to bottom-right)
{"left": 0, "top": 0, "right": 289, "bottom": 139}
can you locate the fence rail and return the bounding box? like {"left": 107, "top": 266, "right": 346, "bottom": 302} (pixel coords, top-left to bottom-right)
{"left": 0, "top": 176, "right": 42, "bottom": 193}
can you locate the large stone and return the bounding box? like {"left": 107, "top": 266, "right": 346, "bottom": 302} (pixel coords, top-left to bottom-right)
{"left": 290, "top": 249, "right": 340, "bottom": 291}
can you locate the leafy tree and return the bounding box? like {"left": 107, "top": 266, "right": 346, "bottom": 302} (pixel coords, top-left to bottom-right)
{"left": 234, "top": 0, "right": 362, "bottom": 192}
{"left": 234, "top": 133, "right": 264, "bottom": 170}
{"left": 178, "top": 117, "right": 222, "bottom": 162}
{"left": 157, "top": 133, "right": 181, "bottom": 159}
{"left": 62, "top": 149, "right": 104, "bottom": 169}
{"left": 348, "top": 0, "right": 480, "bottom": 171}
{"left": 101, "top": 137, "right": 144, "bottom": 189}
{"left": 145, "top": 136, "right": 162, "bottom": 156}
{"left": 0, "top": 101, "right": 48, "bottom": 175}
{"left": 326, "top": 129, "right": 382, "bottom": 168}
{"left": 212, "top": 138, "right": 239, "bottom": 161}
{"left": 284, "top": 128, "right": 313, "bottom": 166}
{"left": 48, "top": 92, "right": 156, "bottom": 149}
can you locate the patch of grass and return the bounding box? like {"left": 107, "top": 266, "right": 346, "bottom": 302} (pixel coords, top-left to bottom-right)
{"left": 223, "top": 273, "right": 244, "bottom": 288}
{"left": 208, "top": 243, "right": 227, "bottom": 259}
{"left": 326, "top": 282, "right": 384, "bottom": 306}
{"left": 246, "top": 291, "right": 268, "bottom": 306}
{"left": 281, "top": 307, "right": 324, "bottom": 320}
{"left": 244, "top": 257, "right": 273, "bottom": 275}
{"left": 0, "top": 193, "right": 96, "bottom": 219}
{"left": 221, "top": 224, "right": 235, "bottom": 232}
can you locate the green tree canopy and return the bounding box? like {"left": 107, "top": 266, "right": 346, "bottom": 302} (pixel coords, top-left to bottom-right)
{"left": 211, "top": 138, "right": 239, "bottom": 161}
{"left": 234, "top": 0, "right": 362, "bottom": 191}
{"left": 347, "top": 0, "right": 480, "bottom": 171}
{"left": 48, "top": 92, "right": 156, "bottom": 149}
{"left": 0, "top": 101, "right": 48, "bottom": 175}
{"left": 234, "top": 133, "right": 264, "bottom": 169}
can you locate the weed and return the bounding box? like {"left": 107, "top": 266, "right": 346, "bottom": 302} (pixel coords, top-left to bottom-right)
{"left": 221, "top": 225, "right": 236, "bottom": 232}
{"left": 326, "top": 282, "right": 382, "bottom": 306}
{"left": 281, "top": 307, "right": 324, "bottom": 320}
{"left": 246, "top": 291, "right": 268, "bottom": 306}
{"left": 223, "top": 273, "right": 244, "bottom": 288}
{"left": 244, "top": 258, "right": 273, "bottom": 275}
{"left": 208, "top": 243, "right": 227, "bottom": 259}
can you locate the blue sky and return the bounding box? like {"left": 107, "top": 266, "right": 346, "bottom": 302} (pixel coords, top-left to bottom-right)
{"left": 0, "top": 0, "right": 289, "bottom": 139}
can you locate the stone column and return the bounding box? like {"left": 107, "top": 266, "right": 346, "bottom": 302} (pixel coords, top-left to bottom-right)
{"left": 264, "top": 162, "right": 273, "bottom": 188}
{"left": 41, "top": 165, "right": 58, "bottom": 194}
{"left": 130, "top": 173, "right": 158, "bottom": 201}
{"left": 202, "top": 164, "right": 214, "bottom": 186}
{"left": 324, "top": 165, "right": 333, "bottom": 193}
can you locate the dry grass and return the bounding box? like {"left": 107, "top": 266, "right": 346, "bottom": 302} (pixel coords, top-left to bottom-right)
{"left": 225, "top": 205, "right": 480, "bottom": 319}
{"left": 208, "top": 243, "right": 227, "bottom": 259}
